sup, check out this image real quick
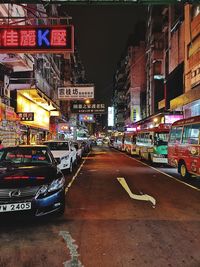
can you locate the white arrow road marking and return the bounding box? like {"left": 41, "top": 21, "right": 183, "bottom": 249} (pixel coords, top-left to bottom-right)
{"left": 117, "top": 177, "right": 156, "bottom": 207}
{"left": 59, "top": 231, "right": 84, "bottom": 267}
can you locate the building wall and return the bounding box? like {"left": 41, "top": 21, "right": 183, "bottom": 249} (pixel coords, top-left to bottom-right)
{"left": 185, "top": 4, "right": 200, "bottom": 92}
{"left": 128, "top": 43, "right": 145, "bottom": 123}
{"left": 169, "top": 21, "right": 185, "bottom": 73}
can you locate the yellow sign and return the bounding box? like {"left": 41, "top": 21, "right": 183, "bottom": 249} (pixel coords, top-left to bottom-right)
{"left": 158, "top": 99, "right": 165, "bottom": 109}
{"left": 17, "top": 93, "right": 49, "bottom": 130}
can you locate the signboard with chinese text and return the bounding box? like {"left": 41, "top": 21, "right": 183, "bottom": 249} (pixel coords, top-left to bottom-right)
{"left": 58, "top": 85, "right": 94, "bottom": 100}
{"left": 71, "top": 103, "right": 106, "bottom": 114}
{"left": 5, "top": 106, "right": 18, "bottom": 121}
{"left": 17, "top": 112, "right": 34, "bottom": 121}
{"left": 164, "top": 114, "right": 183, "bottom": 124}
{"left": 0, "top": 25, "right": 74, "bottom": 53}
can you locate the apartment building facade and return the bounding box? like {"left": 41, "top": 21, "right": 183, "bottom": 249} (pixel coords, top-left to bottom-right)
{"left": 170, "top": 4, "right": 200, "bottom": 118}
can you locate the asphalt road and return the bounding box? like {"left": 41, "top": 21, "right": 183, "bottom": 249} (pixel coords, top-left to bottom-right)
{"left": 0, "top": 146, "right": 200, "bottom": 267}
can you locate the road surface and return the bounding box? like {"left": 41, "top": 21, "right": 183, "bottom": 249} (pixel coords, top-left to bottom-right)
{"left": 0, "top": 146, "right": 200, "bottom": 267}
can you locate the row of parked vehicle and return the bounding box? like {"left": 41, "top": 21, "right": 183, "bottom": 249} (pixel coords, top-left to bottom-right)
{"left": 110, "top": 115, "right": 200, "bottom": 180}
{"left": 43, "top": 139, "right": 91, "bottom": 173}
{"left": 0, "top": 139, "right": 91, "bottom": 218}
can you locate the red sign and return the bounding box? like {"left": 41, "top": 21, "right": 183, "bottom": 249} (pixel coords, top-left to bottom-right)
{"left": 0, "top": 25, "right": 74, "bottom": 53}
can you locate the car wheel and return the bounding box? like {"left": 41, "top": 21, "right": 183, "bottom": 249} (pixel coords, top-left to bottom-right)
{"left": 179, "top": 161, "right": 191, "bottom": 179}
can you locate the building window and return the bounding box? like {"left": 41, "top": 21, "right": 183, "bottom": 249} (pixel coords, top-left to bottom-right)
{"left": 192, "top": 70, "right": 196, "bottom": 78}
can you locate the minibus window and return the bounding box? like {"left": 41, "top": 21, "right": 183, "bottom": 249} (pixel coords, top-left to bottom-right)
{"left": 175, "top": 126, "right": 183, "bottom": 144}
{"left": 169, "top": 127, "right": 176, "bottom": 143}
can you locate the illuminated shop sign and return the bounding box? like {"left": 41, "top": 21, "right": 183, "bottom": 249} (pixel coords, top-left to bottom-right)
{"left": 17, "top": 112, "right": 34, "bottom": 121}
{"left": 17, "top": 93, "right": 49, "bottom": 130}
{"left": 108, "top": 107, "right": 114, "bottom": 127}
{"left": 58, "top": 85, "right": 94, "bottom": 100}
{"left": 0, "top": 25, "right": 74, "bottom": 53}
{"left": 79, "top": 114, "right": 95, "bottom": 122}
{"left": 71, "top": 103, "right": 106, "bottom": 114}
{"left": 164, "top": 115, "right": 183, "bottom": 124}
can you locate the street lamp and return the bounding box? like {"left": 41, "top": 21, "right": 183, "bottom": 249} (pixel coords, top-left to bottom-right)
{"left": 85, "top": 99, "right": 90, "bottom": 104}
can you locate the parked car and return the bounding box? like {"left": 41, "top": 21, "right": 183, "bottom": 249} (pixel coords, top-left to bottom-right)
{"left": 0, "top": 145, "right": 66, "bottom": 217}
{"left": 80, "top": 140, "right": 91, "bottom": 155}
{"left": 73, "top": 141, "right": 83, "bottom": 162}
{"left": 43, "top": 140, "right": 76, "bottom": 173}
{"left": 96, "top": 138, "right": 103, "bottom": 146}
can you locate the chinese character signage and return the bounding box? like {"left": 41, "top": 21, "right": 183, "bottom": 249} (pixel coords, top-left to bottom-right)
{"left": 71, "top": 103, "right": 106, "bottom": 114}
{"left": 0, "top": 25, "right": 74, "bottom": 53}
{"left": 58, "top": 85, "right": 94, "bottom": 100}
{"left": 17, "top": 112, "right": 34, "bottom": 121}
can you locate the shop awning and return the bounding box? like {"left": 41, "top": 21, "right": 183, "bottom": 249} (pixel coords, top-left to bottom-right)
{"left": 18, "top": 88, "right": 60, "bottom": 112}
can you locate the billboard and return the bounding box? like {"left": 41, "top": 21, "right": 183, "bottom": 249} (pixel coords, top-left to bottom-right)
{"left": 0, "top": 25, "right": 74, "bottom": 53}
{"left": 71, "top": 103, "right": 106, "bottom": 114}
{"left": 58, "top": 85, "right": 94, "bottom": 100}
{"left": 108, "top": 107, "right": 114, "bottom": 127}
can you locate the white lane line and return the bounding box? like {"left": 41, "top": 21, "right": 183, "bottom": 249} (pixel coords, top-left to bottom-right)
{"left": 117, "top": 177, "right": 156, "bottom": 207}
{"left": 59, "top": 231, "right": 84, "bottom": 267}
{"left": 65, "top": 152, "right": 91, "bottom": 193}
{"left": 117, "top": 150, "right": 200, "bottom": 192}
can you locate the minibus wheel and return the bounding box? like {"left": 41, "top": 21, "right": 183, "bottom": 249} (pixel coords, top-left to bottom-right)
{"left": 179, "top": 161, "right": 191, "bottom": 179}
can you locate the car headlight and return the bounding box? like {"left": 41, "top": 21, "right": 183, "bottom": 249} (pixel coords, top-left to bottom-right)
{"left": 48, "top": 177, "right": 65, "bottom": 192}
{"left": 153, "top": 154, "right": 164, "bottom": 158}
{"left": 61, "top": 155, "right": 69, "bottom": 161}
{"left": 35, "top": 185, "right": 48, "bottom": 198}
{"left": 36, "top": 177, "right": 65, "bottom": 198}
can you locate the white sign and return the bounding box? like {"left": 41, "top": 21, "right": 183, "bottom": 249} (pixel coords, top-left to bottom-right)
{"left": 108, "top": 106, "right": 114, "bottom": 127}
{"left": 58, "top": 85, "right": 94, "bottom": 100}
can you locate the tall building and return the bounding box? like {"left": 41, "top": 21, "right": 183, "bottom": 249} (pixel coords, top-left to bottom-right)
{"left": 113, "top": 55, "right": 127, "bottom": 131}
{"left": 146, "top": 6, "right": 164, "bottom": 116}
{"left": 170, "top": 4, "right": 200, "bottom": 117}
{"left": 0, "top": 4, "right": 71, "bottom": 145}
{"left": 124, "top": 42, "right": 146, "bottom": 126}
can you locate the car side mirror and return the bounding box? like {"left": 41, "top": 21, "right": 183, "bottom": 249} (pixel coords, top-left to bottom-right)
{"left": 56, "top": 158, "right": 61, "bottom": 165}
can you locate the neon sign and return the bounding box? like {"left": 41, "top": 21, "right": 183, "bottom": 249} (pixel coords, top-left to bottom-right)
{"left": 0, "top": 25, "right": 74, "bottom": 53}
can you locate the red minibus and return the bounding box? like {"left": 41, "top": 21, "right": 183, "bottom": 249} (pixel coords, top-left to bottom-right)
{"left": 124, "top": 131, "right": 137, "bottom": 156}
{"left": 168, "top": 116, "right": 200, "bottom": 178}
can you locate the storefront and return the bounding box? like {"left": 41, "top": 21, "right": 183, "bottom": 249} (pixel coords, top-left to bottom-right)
{"left": 0, "top": 101, "right": 20, "bottom": 147}
{"left": 170, "top": 86, "right": 200, "bottom": 118}
{"left": 15, "top": 88, "right": 59, "bottom": 145}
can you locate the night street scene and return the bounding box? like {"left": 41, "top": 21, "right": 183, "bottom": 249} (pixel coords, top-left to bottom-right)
{"left": 0, "top": 0, "right": 200, "bottom": 266}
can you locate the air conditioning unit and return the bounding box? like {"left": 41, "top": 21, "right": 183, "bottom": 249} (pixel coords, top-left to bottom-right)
{"left": 0, "top": 87, "right": 10, "bottom": 98}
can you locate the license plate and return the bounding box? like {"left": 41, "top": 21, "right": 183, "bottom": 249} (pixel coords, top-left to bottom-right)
{"left": 0, "top": 202, "right": 31, "bottom": 213}
{"left": 153, "top": 157, "right": 168, "bottom": 164}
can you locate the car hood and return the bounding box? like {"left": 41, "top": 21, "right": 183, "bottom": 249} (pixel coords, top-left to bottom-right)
{"left": 50, "top": 150, "right": 70, "bottom": 158}
{"left": 0, "top": 164, "right": 62, "bottom": 188}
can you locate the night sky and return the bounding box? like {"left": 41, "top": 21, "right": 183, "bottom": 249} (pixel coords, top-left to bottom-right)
{"left": 62, "top": 5, "right": 147, "bottom": 106}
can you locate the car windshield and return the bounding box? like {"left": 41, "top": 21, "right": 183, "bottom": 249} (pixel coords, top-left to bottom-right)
{"left": 44, "top": 142, "right": 69, "bottom": 151}
{"left": 0, "top": 147, "right": 52, "bottom": 166}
